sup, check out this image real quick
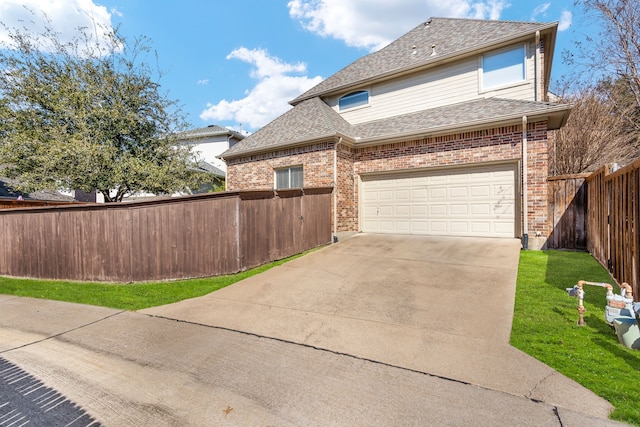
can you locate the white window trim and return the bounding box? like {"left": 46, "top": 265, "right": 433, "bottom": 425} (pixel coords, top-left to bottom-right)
{"left": 338, "top": 89, "right": 371, "bottom": 112}
{"left": 479, "top": 43, "right": 527, "bottom": 93}
{"left": 274, "top": 165, "right": 303, "bottom": 190}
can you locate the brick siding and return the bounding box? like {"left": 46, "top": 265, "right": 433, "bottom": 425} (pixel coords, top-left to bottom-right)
{"left": 226, "top": 121, "right": 550, "bottom": 238}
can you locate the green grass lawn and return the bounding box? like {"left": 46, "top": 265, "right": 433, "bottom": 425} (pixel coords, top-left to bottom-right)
{"left": 0, "top": 253, "right": 306, "bottom": 311}
{"left": 512, "top": 250, "right": 640, "bottom": 426}
{"left": 2, "top": 247, "right": 639, "bottom": 423}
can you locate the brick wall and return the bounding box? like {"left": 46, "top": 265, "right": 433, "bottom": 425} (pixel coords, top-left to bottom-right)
{"left": 226, "top": 142, "right": 335, "bottom": 191}
{"left": 226, "top": 121, "right": 550, "bottom": 238}
{"left": 525, "top": 121, "right": 549, "bottom": 235}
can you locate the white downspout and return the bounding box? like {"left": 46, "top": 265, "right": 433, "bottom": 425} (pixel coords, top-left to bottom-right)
{"left": 333, "top": 137, "right": 342, "bottom": 243}
{"left": 535, "top": 31, "right": 541, "bottom": 102}
{"left": 522, "top": 115, "right": 529, "bottom": 249}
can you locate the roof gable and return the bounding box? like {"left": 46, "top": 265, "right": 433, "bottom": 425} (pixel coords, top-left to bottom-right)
{"left": 291, "top": 17, "right": 556, "bottom": 105}
{"left": 222, "top": 97, "right": 352, "bottom": 157}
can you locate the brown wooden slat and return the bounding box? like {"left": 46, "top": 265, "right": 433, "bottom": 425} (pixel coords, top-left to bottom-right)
{"left": 0, "top": 189, "right": 332, "bottom": 282}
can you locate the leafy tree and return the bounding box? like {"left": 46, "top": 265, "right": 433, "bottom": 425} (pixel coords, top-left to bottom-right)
{"left": 0, "top": 14, "right": 199, "bottom": 202}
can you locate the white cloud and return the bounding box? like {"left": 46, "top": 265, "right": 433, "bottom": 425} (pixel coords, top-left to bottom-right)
{"left": 287, "top": 0, "right": 509, "bottom": 51}
{"left": 531, "top": 3, "right": 551, "bottom": 20}
{"left": 0, "top": 0, "right": 116, "bottom": 51}
{"left": 200, "top": 47, "right": 323, "bottom": 130}
{"left": 197, "top": 79, "right": 209, "bottom": 85}
{"left": 558, "top": 10, "right": 572, "bottom": 31}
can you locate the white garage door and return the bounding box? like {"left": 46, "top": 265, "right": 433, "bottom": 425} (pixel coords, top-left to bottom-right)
{"left": 361, "top": 164, "right": 517, "bottom": 237}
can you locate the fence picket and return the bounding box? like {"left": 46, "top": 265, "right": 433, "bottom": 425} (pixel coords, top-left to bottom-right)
{"left": 0, "top": 189, "right": 332, "bottom": 282}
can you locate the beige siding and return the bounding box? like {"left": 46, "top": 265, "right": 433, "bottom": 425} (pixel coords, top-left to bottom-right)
{"left": 330, "top": 41, "right": 537, "bottom": 125}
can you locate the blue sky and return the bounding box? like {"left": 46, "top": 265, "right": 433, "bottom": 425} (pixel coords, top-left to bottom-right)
{"left": 1, "top": 0, "right": 588, "bottom": 133}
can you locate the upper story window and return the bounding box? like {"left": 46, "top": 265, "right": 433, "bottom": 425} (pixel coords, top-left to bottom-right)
{"left": 338, "top": 90, "right": 369, "bottom": 111}
{"left": 275, "top": 166, "right": 303, "bottom": 189}
{"left": 481, "top": 44, "right": 525, "bottom": 90}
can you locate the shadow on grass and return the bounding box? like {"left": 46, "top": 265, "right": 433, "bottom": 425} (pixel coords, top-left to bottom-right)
{"left": 545, "top": 249, "right": 614, "bottom": 307}
{"left": 592, "top": 335, "right": 640, "bottom": 372}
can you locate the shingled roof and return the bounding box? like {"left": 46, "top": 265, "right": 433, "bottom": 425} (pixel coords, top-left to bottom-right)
{"left": 221, "top": 17, "right": 565, "bottom": 160}
{"left": 222, "top": 97, "right": 570, "bottom": 158}
{"left": 291, "top": 17, "right": 557, "bottom": 105}
{"left": 177, "top": 125, "right": 245, "bottom": 141}
{"left": 222, "top": 97, "right": 352, "bottom": 157}
{"left": 0, "top": 176, "right": 74, "bottom": 201}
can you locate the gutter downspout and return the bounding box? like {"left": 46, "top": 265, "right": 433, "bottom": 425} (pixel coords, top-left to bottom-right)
{"left": 333, "top": 137, "right": 343, "bottom": 243}
{"left": 522, "top": 115, "right": 529, "bottom": 249}
{"left": 535, "top": 31, "right": 541, "bottom": 102}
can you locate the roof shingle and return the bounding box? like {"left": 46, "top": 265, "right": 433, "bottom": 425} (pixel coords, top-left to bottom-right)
{"left": 291, "top": 17, "right": 556, "bottom": 104}
{"left": 222, "top": 97, "right": 570, "bottom": 158}
{"left": 221, "top": 17, "right": 565, "bottom": 159}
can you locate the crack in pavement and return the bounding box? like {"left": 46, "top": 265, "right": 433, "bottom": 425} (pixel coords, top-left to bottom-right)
{"left": 0, "top": 310, "right": 126, "bottom": 354}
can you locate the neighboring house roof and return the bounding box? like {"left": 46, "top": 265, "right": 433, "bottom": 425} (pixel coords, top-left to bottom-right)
{"left": 222, "top": 97, "right": 571, "bottom": 159}
{"left": 291, "top": 17, "right": 557, "bottom": 105}
{"left": 0, "top": 176, "right": 74, "bottom": 201}
{"left": 176, "top": 125, "right": 245, "bottom": 141}
{"left": 191, "top": 160, "right": 225, "bottom": 177}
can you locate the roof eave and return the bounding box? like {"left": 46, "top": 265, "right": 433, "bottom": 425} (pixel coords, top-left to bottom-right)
{"left": 353, "top": 104, "right": 572, "bottom": 147}
{"left": 179, "top": 129, "right": 245, "bottom": 141}
{"left": 291, "top": 22, "right": 559, "bottom": 106}
{"left": 219, "top": 132, "right": 355, "bottom": 160}
{"left": 221, "top": 104, "right": 572, "bottom": 158}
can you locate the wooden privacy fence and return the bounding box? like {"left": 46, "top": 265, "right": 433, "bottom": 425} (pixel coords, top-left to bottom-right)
{"left": 0, "top": 188, "right": 332, "bottom": 282}
{"left": 0, "top": 199, "right": 82, "bottom": 209}
{"left": 547, "top": 174, "right": 589, "bottom": 250}
{"left": 587, "top": 161, "right": 640, "bottom": 298}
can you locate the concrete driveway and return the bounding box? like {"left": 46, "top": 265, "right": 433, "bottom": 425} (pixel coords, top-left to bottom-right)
{"left": 0, "top": 234, "right": 621, "bottom": 425}
{"left": 143, "top": 234, "right": 612, "bottom": 418}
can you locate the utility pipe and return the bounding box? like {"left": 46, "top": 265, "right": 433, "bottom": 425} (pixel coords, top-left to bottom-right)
{"left": 535, "top": 31, "right": 540, "bottom": 102}
{"left": 333, "top": 137, "right": 343, "bottom": 242}
{"left": 522, "top": 115, "right": 528, "bottom": 249}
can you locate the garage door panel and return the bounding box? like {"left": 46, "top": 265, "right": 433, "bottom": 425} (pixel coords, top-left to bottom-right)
{"left": 449, "top": 186, "right": 468, "bottom": 198}
{"left": 429, "top": 204, "right": 448, "bottom": 215}
{"left": 412, "top": 205, "right": 428, "bottom": 215}
{"left": 396, "top": 221, "right": 411, "bottom": 232}
{"left": 361, "top": 164, "right": 516, "bottom": 238}
{"left": 412, "top": 188, "right": 427, "bottom": 199}
{"left": 494, "top": 202, "right": 514, "bottom": 215}
{"left": 494, "top": 185, "right": 514, "bottom": 197}
{"left": 379, "top": 206, "right": 394, "bottom": 216}
{"left": 363, "top": 206, "right": 379, "bottom": 216}
{"left": 450, "top": 204, "right": 468, "bottom": 215}
{"left": 396, "top": 205, "right": 411, "bottom": 215}
{"left": 430, "top": 188, "right": 447, "bottom": 199}
{"left": 430, "top": 221, "right": 448, "bottom": 232}
{"left": 450, "top": 222, "right": 469, "bottom": 233}
{"left": 494, "top": 222, "right": 515, "bottom": 234}
{"left": 470, "top": 185, "right": 491, "bottom": 197}
{"left": 379, "top": 190, "right": 394, "bottom": 200}
{"left": 471, "top": 203, "right": 491, "bottom": 215}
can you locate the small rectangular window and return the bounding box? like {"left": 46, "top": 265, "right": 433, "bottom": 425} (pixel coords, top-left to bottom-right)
{"left": 482, "top": 45, "right": 525, "bottom": 90}
{"left": 275, "top": 166, "right": 303, "bottom": 189}
{"left": 339, "top": 90, "right": 369, "bottom": 111}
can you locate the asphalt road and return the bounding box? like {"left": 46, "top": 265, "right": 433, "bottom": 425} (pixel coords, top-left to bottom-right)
{"left": 0, "top": 357, "right": 100, "bottom": 426}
